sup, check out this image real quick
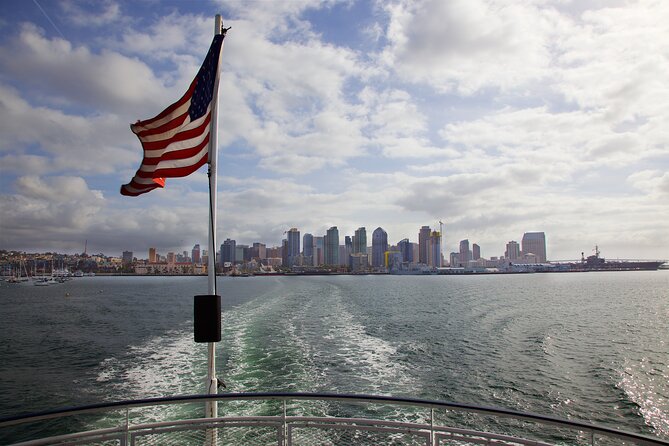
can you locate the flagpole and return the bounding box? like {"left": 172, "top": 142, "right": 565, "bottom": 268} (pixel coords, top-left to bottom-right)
{"left": 205, "top": 13, "right": 224, "bottom": 422}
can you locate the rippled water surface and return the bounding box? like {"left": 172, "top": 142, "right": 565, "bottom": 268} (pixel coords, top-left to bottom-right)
{"left": 0, "top": 272, "right": 667, "bottom": 440}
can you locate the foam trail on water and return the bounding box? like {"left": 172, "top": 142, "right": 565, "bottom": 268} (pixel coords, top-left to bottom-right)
{"left": 319, "top": 282, "right": 418, "bottom": 394}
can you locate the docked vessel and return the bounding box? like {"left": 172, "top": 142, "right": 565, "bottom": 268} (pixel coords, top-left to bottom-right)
{"left": 569, "top": 246, "right": 665, "bottom": 271}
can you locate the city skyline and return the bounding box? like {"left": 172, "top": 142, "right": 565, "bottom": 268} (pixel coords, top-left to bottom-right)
{"left": 1, "top": 1, "right": 667, "bottom": 260}
{"left": 110, "top": 228, "right": 542, "bottom": 265}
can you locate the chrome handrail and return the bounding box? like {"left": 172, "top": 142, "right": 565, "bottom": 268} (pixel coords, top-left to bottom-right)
{"left": 1, "top": 392, "right": 667, "bottom": 445}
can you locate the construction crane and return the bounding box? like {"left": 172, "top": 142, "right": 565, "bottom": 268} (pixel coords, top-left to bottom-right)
{"left": 438, "top": 220, "right": 444, "bottom": 267}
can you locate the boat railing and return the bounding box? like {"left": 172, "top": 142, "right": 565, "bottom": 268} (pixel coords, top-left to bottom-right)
{"left": 1, "top": 392, "right": 667, "bottom": 446}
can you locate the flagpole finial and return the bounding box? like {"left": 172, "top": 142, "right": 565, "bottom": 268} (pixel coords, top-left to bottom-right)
{"left": 215, "top": 14, "right": 231, "bottom": 37}
{"left": 215, "top": 14, "right": 223, "bottom": 35}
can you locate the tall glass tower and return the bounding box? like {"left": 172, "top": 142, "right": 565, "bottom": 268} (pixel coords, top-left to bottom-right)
{"left": 287, "top": 228, "right": 300, "bottom": 266}
{"left": 418, "top": 226, "right": 431, "bottom": 265}
{"left": 324, "top": 226, "right": 339, "bottom": 266}
{"left": 353, "top": 227, "right": 367, "bottom": 254}
{"left": 303, "top": 233, "right": 314, "bottom": 265}
{"left": 372, "top": 227, "right": 388, "bottom": 267}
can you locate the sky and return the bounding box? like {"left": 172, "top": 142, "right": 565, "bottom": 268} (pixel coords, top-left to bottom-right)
{"left": 0, "top": 0, "right": 667, "bottom": 261}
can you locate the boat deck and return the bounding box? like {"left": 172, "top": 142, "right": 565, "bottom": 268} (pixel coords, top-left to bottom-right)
{"left": 1, "top": 393, "right": 667, "bottom": 446}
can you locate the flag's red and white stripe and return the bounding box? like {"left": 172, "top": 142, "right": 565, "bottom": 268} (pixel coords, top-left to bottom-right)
{"left": 120, "top": 83, "right": 211, "bottom": 196}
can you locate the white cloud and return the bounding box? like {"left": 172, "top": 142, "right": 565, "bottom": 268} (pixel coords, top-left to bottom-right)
{"left": 211, "top": 18, "right": 373, "bottom": 171}
{"left": 381, "top": 0, "right": 558, "bottom": 93}
{"left": 110, "top": 12, "right": 212, "bottom": 61}
{"left": 0, "top": 83, "right": 137, "bottom": 175}
{"left": 0, "top": 23, "right": 169, "bottom": 115}
{"left": 0, "top": 176, "right": 104, "bottom": 249}
{"left": 555, "top": 0, "right": 669, "bottom": 123}
{"left": 627, "top": 170, "right": 669, "bottom": 196}
{"left": 60, "top": 0, "right": 122, "bottom": 27}
{"left": 438, "top": 106, "right": 663, "bottom": 175}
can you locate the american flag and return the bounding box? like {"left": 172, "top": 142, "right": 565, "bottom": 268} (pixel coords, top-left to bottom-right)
{"left": 121, "top": 34, "right": 224, "bottom": 196}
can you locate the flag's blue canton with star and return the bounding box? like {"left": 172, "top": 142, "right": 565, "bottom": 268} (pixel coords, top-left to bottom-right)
{"left": 190, "top": 34, "right": 223, "bottom": 121}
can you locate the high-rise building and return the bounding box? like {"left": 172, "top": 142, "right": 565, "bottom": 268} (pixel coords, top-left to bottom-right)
{"left": 397, "top": 238, "right": 413, "bottom": 263}
{"left": 251, "top": 242, "right": 266, "bottom": 260}
{"left": 281, "top": 239, "right": 289, "bottom": 267}
{"left": 324, "top": 227, "right": 339, "bottom": 266}
{"left": 221, "top": 239, "right": 236, "bottom": 264}
{"left": 353, "top": 227, "right": 367, "bottom": 254}
{"left": 372, "top": 227, "right": 388, "bottom": 267}
{"left": 122, "top": 251, "right": 133, "bottom": 265}
{"left": 166, "top": 252, "right": 175, "bottom": 264}
{"left": 349, "top": 253, "right": 369, "bottom": 272}
{"left": 303, "top": 233, "right": 314, "bottom": 257}
{"left": 459, "top": 239, "right": 471, "bottom": 264}
{"left": 148, "top": 248, "right": 157, "bottom": 263}
{"left": 522, "top": 232, "right": 547, "bottom": 263}
{"left": 266, "top": 246, "right": 282, "bottom": 259}
{"left": 287, "top": 228, "right": 300, "bottom": 266}
{"left": 418, "top": 226, "right": 431, "bottom": 264}
{"left": 473, "top": 243, "right": 481, "bottom": 260}
{"left": 192, "top": 244, "right": 201, "bottom": 264}
{"left": 314, "top": 236, "right": 324, "bottom": 266}
{"left": 428, "top": 231, "right": 442, "bottom": 267}
{"left": 385, "top": 251, "right": 403, "bottom": 269}
{"left": 505, "top": 241, "right": 521, "bottom": 261}
{"left": 450, "top": 252, "right": 459, "bottom": 267}
{"left": 338, "top": 245, "right": 348, "bottom": 266}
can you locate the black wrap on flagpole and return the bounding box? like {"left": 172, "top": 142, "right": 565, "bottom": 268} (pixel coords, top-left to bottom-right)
{"left": 194, "top": 294, "right": 221, "bottom": 343}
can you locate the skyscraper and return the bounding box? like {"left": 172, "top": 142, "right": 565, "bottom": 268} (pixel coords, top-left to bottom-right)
{"left": 221, "top": 239, "right": 236, "bottom": 264}
{"left": 122, "top": 251, "right": 133, "bottom": 265}
{"left": 505, "top": 241, "right": 521, "bottom": 261}
{"left": 314, "top": 236, "right": 324, "bottom": 266}
{"left": 428, "top": 231, "right": 442, "bottom": 267}
{"left": 473, "top": 243, "right": 481, "bottom": 260}
{"left": 459, "top": 239, "right": 471, "bottom": 264}
{"left": 303, "top": 233, "right": 314, "bottom": 257}
{"left": 323, "top": 227, "right": 339, "bottom": 266}
{"left": 522, "top": 232, "right": 547, "bottom": 262}
{"left": 418, "top": 226, "right": 431, "bottom": 264}
{"left": 192, "top": 244, "right": 201, "bottom": 264}
{"left": 353, "top": 227, "right": 367, "bottom": 254}
{"left": 397, "top": 238, "right": 413, "bottom": 263}
{"left": 252, "top": 242, "right": 266, "bottom": 260}
{"left": 450, "top": 252, "right": 459, "bottom": 267}
{"left": 281, "top": 239, "right": 289, "bottom": 267}
{"left": 372, "top": 227, "right": 388, "bottom": 267}
{"left": 287, "top": 228, "right": 300, "bottom": 266}
{"left": 149, "top": 247, "right": 157, "bottom": 263}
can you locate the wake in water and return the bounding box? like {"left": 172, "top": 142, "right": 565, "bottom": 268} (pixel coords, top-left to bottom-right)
{"left": 94, "top": 278, "right": 421, "bottom": 424}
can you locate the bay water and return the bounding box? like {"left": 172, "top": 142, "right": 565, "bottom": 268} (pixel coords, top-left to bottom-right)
{"left": 0, "top": 272, "right": 667, "bottom": 441}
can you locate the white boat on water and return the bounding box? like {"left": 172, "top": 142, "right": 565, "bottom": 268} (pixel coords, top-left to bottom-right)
{"left": 34, "top": 277, "right": 59, "bottom": 286}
